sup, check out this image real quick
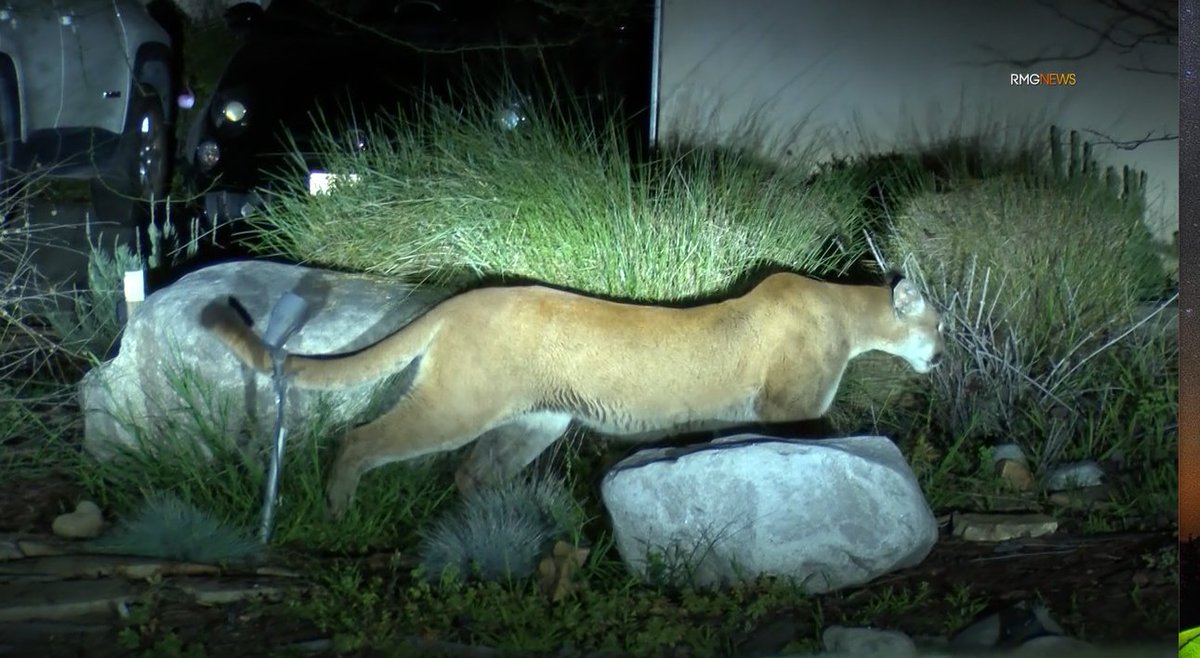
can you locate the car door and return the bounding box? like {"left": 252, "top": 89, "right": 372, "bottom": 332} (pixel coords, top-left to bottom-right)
{"left": 48, "top": 0, "right": 133, "bottom": 136}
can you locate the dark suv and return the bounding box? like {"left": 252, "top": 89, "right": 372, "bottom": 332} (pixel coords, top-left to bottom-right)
{"left": 0, "top": 0, "right": 176, "bottom": 202}
{"left": 182, "top": 0, "right": 651, "bottom": 226}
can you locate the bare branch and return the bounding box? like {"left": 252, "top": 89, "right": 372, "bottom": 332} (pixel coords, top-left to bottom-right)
{"left": 1078, "top": 128, "right": 1178, "bottom": 150}
{"left": 965, "top": 0, "right": 1177, "bottom": 74}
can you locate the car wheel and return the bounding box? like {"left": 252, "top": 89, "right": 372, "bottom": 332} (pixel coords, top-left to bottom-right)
{"left": 90, "top": 80, "right": 172, "bottom": 251}
{"left": 0, "top": 64, "right": 20, "bottom": 203}
{"left": 121, "top": 82, "right": 170, "bottom": 202}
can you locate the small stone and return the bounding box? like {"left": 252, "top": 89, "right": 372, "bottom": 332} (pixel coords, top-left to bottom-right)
{"left": 0, "top": 540, "right": 23, "bottom": 561}
{"left": 950, "top": 602, "right": 1069, "bottom": 650}
{"left": 948, "top": 609, "right": 1003, "bottom": 648}
{"left": 1012, "top": 635, "right": 1094, "bottom": 655}
{"left": 996, "top": 459, "right": 1035, "bottom": 492}
{"left": 51, "top": 501, "right": 104, "bottom": 540}
{"left": 951, "top": 513, "right": 1058, "bottom": 542}
{"left": 15, "top": 540, "right": 69, "bottom": 558}
{"left": 991, "top": 443, "right": 1028, "bottom": 465}
{"left": 1045, "top": 461, "right": 1104, "bottom": 491}
{"left": 823, "top": 625, "right": 917, "bottom": 657}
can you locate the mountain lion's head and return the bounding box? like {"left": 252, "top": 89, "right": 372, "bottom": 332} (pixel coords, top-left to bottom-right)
{"left": 884, "top": 277, "right": 944, "bottom": 374}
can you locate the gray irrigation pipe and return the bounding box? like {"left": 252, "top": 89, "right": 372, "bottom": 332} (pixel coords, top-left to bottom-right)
{"left": 258, "top": 292, "right": 310, "bottom": 544}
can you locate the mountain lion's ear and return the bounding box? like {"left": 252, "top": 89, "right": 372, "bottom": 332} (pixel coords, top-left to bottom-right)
{"left": 891, "top": 277, "right": 926, "bottom": 318}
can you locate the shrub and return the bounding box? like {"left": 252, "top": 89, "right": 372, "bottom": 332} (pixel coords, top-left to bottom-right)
{"left": 89, "top": 491, "right": 263, "bottom": 565}
{"left": 417, "top": 475, "right": 585, "bottom": 583}
{"left": 880, "top": 172, "right": 1173, "bottom": 475}
{"left": 247, "top": 96, "right": 867, "bottom": 301}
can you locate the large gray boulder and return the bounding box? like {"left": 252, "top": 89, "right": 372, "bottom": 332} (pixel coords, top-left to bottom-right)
{"left": 79, "top": 260, "right": 453, "bottom": 459}
{"left": 601, "top": 434, "right": 937, "bottom": 592}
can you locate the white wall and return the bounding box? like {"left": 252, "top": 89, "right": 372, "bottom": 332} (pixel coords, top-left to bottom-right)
{"left": 657, "top": 0, "right": 1178, "bottom": 241}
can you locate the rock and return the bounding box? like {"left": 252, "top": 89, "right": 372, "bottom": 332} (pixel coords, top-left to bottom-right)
{"left": 0, "top": 579, "right": 139, "bottom": 622}
{"left": 601, "top": 434, "right": 937, "bottom": 592}
{"left": 15, "top": 539, "right": 72, "bottom": 558}
{"left": 1011, "top": 635, "right": 1096, "bottom": 655}
{"left": 951, "top": 513, "right": 1058, "bottom": 542}
{"left": 822, "top": 626, "right": 916, "bottom": 657}
{"left": 737, "top": 617, "right": 802, "bottom": 656}
{"left": 1047, "top": 484, "right": 1115, "bottom": 509}
{"left": 991, "top": 443, "right": 1028, "bottom": 465}
{"left": 1045, "top": 460, "right": 1105, "bottom": 491}
{"left": 80, "top": 260, "right": 454, "bottom": 459}
{"left": 989, "top": 444, "right": 1035, "bottom": 492}
{"left": 997, "top": 459, "right": 1035, "bottom": 492}
{"left": 51, "top": 501, "right": 104, "bottom": 539}
{"left": 0, "top": 540, "right": 22, "bottom": 561}
{"left": 949, "top": 601, "right": 1067, "bottom": 650}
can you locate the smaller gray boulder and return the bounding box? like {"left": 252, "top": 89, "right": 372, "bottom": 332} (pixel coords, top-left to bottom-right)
{"left": 600, "top": 434, "right": 937, "bottom": 592}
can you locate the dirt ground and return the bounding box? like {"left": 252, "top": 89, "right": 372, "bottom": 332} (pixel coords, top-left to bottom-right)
{"left": 0, "top": 468, "right": 1177, "bottom": 658}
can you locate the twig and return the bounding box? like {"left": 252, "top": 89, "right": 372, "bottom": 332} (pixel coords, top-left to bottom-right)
{"left": 1053, "top": 292, "right": 1178, "bottom": 386}
{"left": 1079, "top": 128, "right": 1178, "bottom": 150}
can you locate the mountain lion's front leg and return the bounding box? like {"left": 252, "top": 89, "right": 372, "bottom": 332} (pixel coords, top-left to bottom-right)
{"left": 454, "top": 412, "right": 573, "bottom": 493}
{"left": 326, "top": 392, "right": 506, "bottom": 519}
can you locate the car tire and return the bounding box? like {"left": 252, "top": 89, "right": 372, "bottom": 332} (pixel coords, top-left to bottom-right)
{"left": 96, "top": 81, "right": 171, "bottom": 202}
{"left": 0, "top": 61, "right": 21, "bottom": 204}
{"left": 90, "top": 78, "right": 172, "bottom": 251}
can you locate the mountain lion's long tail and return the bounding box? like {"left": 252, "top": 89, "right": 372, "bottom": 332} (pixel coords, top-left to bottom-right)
{"left": 199, "top": 300, "right": 439, "bottom": 389}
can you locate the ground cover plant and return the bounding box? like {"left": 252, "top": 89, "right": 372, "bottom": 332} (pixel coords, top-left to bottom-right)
{"left": 0, "top": 88, "right": 1177, "bottom": 656}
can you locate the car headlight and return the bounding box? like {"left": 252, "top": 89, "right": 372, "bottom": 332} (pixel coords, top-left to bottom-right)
{"left": 211, "top": 96, "right": 249, "bottom": 129}
{"left": 221, "top": 100, "right": 247, "bottom": 124}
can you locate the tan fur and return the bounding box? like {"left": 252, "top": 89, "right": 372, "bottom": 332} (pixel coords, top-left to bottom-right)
{"left": 200, "top": 273, "right": 944, "bottom": 519}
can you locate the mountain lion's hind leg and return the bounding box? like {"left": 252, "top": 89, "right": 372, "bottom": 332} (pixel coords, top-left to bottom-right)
{"left": 325, "top": 392, "right": 502, "bottom": 520}
{"left": 455, "top": 412, "right": 573, "bottom": 493}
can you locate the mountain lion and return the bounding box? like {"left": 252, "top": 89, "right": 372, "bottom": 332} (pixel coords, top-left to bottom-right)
{"left": 201, "top": 273, "right": 944, "bottom": 519}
